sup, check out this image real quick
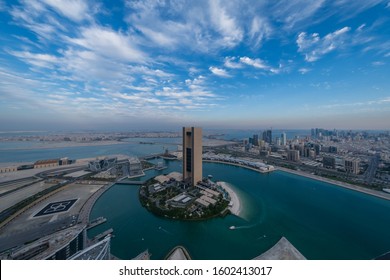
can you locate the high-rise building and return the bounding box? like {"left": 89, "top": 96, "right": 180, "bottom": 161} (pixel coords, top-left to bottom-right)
{"left": 253, "top": 134, "right": 259, "bottom": 146}
{"left": 182, "top": 127, "right": 203, "bottom": 186}
{"left": 287, "top": 150, "right": 300, "bottom": 162}
{"left": 262, "top": 130, "right": 272, "bottom": 144}
{"left": 281, "top": 132, "right": 287, "bottom": 146}
{"left": 344, "top": 158, "right": 360, "bottom": 174}
{"left": 323, "top": 156, "right": 336, "bottom": 169}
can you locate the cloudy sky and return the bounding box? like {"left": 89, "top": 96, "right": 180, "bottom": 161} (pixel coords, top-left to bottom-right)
{"left": 0, "top": 0, "right": 389, "bottom": 131}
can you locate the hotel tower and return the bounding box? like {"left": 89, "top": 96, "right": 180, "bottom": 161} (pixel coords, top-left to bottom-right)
{"left": 182, "top": 127, "right": 202, "bottom": 186}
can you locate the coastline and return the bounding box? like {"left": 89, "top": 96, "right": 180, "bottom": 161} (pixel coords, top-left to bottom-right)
{"left": 203, "top": 159, "right": 273, "bottom": 173}
{"left": 217, "top": 181, "right": 241, "bottom": 216}
{"left": 0, "top": 140, "right": 127, "bottom": 151}
{"left": 276, "top": 167, "right": 390, "bottom": 201}
{"left": 205, "top": 159, "right": 390, "bottom": 202}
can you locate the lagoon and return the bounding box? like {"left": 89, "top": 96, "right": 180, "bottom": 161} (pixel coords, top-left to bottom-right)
{"left": 89, "top": 160, "right": 390, "bottom": 260}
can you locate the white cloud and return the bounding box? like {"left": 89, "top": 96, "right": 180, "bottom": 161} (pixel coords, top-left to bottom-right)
{"left": 298, "top": 68, "right": 311, "bottom": 74}
{"left": 249, "top": 16, "right": 272, "bottom": 48}
{"left": 270, "top": 0, "right": 326, "bottom": 30}
{"left": 224, "top": 57, "right": 242, "bottom": 69}
{"left": 297, "top": 27, "right": 351, "bottom": 62}
{"left": 0, "top": 0, "right": 6, "bottom": 11}
{"left": 333, "top": 0, "right": 385, "bottom": 17}
{"left": 41, "top": 0, "right": 89, "bottom": 22}
{"left": 68, "top": 26, "right": 146, "bottom": 63}
{"left": 135, "top": 25, "right": 177, "bottom": 47}
{"left": 209, "top": 66, "right": 231, "bottom": 78}
{"left": 372, "top": 61, "right": 385, "bottom": 66}
{"left": 319, "top": 97, "right": 390, "bottom": 109}
{"left": 9, "top": 51, "right": 59, "bottom": 68}
{"left": 209, "top": 0, "right": 243, "bottom": 47}
{"left": 240, "top": 56, "right": 268, "bottom": 69}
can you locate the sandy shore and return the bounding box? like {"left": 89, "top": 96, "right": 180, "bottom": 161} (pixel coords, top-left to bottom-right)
{"left": 277, "top": 167, "right": 390, "bottom": 201}
{"left": 217, "top": 181, "right": 241, "bottom": 216}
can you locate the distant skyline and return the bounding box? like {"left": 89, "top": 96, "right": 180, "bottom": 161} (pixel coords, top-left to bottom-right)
{"left": 0, "top": 0, "right": 389, "bottom": 130}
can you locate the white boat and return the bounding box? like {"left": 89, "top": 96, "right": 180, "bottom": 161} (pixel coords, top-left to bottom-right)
{"left": 229, "top": 226, "right": 236, "bottom": 230}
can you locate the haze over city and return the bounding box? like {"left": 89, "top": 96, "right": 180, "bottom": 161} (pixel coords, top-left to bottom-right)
{"left": 0, "top": 0, "right": 389, "bottom": 131}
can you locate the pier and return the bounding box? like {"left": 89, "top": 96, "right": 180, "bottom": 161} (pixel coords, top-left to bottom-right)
{"left": 87, "top": 217, "right": 107, "bottom": 230}
{"left": 116, "top": 180, "right": 146, "bottom": 185}
{"left": 91, "top": 228, "right": 113, "bottom": 243}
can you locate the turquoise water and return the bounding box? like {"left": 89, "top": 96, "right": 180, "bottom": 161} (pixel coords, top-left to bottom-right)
{"left": 0, "top": 138, "right": 179, "bottom": 163}
{"left": 89, "top": 160, "right": 390, "bottom": 260}
{"left": 2, "top": 137, "right": 389, "bottom": 260}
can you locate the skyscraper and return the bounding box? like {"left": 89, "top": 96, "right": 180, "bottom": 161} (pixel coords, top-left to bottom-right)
{"left": 253, "top": 134, "right": 259, "bottom": 146}
{"left": 182, "top": 127, "right": 202, "bottom": 186}
{"left": 281, "top": 132, "right": 287, "bottom": 146}
{"left": 263, "top": 129, "right": 272, "bottom": 144}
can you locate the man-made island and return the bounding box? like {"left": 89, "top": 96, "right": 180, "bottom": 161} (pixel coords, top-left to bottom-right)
{"left": 139, "top": 172, "right": 233, "bottom": 220}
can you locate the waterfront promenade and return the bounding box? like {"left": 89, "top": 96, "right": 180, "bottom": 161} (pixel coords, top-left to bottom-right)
{"left": 205, "top": 159, "right": 390, "bottom": 201}
{"left": 277, "top": 167, "right": 390, "bottom": 201}
{"left": 203, "top": 159, "right": 274, "bottom": 174}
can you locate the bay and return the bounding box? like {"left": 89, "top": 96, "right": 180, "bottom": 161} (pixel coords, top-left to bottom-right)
{"left": 89, "top": 160, "right": 390, "bottom": 260}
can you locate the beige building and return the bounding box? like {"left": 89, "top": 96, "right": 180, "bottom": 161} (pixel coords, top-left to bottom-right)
{"left": 182, "top": 127, "right": 202, "bottom": 186}
{"left": 287, "top": 150, "right": 300, "bottom": 162}
{"left": 344, "top": 157, "right": 360, "bottom": 174}
{"left": 34, "top": 159, "right": 60, "bottom": 169}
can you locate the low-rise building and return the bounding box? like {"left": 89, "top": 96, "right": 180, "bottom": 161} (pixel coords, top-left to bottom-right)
{"left": 34, "top": 159, "right": 60, "bottom": 169}
{"left": 88, "top": 157, "right": 117, "bottom": 172}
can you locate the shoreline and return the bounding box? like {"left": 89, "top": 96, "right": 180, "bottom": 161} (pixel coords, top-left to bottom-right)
{"left": 276, "top": 167, "right": 390, "bottom": 201}
{"left": 203, "top": 159, "right": 273, "bottom": 174}
{"left": 217, "top": 181, "right": 241, "bottom": 216}
{"left": 0, "top": 140, "right": 127, "bottom": 151}
{"left": 205, "top": 160, "right": 390, "bottom": 202}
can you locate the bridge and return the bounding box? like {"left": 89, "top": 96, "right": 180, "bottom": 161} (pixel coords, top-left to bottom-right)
{"left": 116, "top": 180, "right": 146, "bottom": 185}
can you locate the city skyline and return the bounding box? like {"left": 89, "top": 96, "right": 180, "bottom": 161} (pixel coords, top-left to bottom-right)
{"left": 0, "top": 0, "right": 390, "bottom": 131}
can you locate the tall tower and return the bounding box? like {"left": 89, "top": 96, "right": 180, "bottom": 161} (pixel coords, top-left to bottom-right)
{"left": 281, "top": 132, "right": 287, "bottom": 146}
{"left": 182, "top": 127, "right": 202, "bottom": 186}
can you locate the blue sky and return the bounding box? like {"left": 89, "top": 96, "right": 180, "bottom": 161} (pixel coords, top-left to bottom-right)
{"left": 0, "top": 0, "right": 389, "bottom": 131}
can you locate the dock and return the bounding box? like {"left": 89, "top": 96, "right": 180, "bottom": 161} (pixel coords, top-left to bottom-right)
{"left": 116, "top": 180, "right": 146, "bottom": 185}
{"left": 91, "top": 228, "right": 113, "bottom": 243}
{"left": 87, "top": 217, "right": 107, "bottom": 230}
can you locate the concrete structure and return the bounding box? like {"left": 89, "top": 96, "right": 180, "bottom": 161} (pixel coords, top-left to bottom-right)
{"left": 34, "top": 159, "right": 59, "bottom": 169}
{"left": 281, "top": 132, "right": 287, "bottom": 146}
{"left": 263, "top": 130, "right": 272, "bottom": 144}
{"left": 287, "top": 150, "right": 300, "bottom": 162}
{"left": 344, "top": 157, "right": 360, "bottom": 174}
{"left": 323, "top": 155, "right": 336, "bottom": 169}
{"left": 182, "top": 127, "right": 202, "bottom": 186}
{"left": 69, "top": 235, "right": 111, "bottom": 260}
{"left": 88, "top": 157, "right": 117, "bottom": 172}
{"left": 253, "top": 237, "right": 306, "bottom": 260}
{"left": 3, "top": 225, "right": 86, "bottom": 260}
{"left": 165, "top": 246, "right": 191, "bottom": 260}
{"left": 128, "top": 157, "right": 143, "bottom": 177}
